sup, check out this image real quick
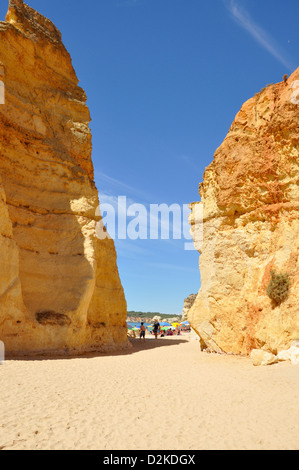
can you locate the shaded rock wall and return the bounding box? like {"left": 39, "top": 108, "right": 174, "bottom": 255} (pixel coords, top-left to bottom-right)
{"left": 189, "top": 69, "right": 299, "bottom": 355}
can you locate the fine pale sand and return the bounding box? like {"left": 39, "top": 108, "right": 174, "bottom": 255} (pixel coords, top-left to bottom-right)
{"left": 0, "top": 335, "right": 298, "bottom": 450}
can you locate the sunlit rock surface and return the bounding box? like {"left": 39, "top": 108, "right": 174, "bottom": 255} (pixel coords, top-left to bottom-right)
{"left": 189, "top": 69, "right": 299, "bottom": 355}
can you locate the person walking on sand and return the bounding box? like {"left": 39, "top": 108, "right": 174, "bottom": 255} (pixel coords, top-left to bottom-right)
{"left": 139, "top": 322, "right": 146, "bottom": 342}
{"left": 153, "top": 320, "right": 160, "bottom": 340}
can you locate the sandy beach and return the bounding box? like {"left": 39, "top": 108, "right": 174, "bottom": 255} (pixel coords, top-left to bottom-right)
{"left": 0, "top": 334, "right": 298, "bottom": 451}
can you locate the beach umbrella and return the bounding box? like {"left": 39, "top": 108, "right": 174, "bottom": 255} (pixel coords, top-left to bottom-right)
{"left": 181, "top": 321, "right": 190, "bottom": 325}
{"left": 160, "top": 322, "right": 172, "bottom": 326}
{"left": 161, "top": 326, "right": 170, "bottom": 331}
{"left": 171, "top": 323, "right": 180, "bottom": 328}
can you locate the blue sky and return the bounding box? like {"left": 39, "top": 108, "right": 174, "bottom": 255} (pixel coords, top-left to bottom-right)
{"left": 1, "top": 0, "right": 297, "bottom": 314}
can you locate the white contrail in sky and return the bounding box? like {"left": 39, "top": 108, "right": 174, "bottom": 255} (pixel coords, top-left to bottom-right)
{"left": 226, "top": 0, "right": 294, "bottom": 71}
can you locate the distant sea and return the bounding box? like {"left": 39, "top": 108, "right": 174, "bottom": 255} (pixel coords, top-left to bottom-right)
{"left": 127, "top": 322, "right": 152, "bottom": 329}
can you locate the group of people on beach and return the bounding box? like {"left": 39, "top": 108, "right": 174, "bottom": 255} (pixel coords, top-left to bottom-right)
{"left": 139, "top": 321, "right": 188, "bottom": 342}
{"left": 139, "top": 321, "right": 160, "bottom": 341}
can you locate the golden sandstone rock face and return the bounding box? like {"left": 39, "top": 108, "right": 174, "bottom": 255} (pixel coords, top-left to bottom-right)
{"left": 0, "top": 1, "right": 128, "bottom": 355}
{"left": 189, "top": 69, "right": 299, "bottom": 356}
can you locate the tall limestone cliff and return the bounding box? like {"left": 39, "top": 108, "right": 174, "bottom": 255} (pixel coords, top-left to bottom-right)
{"left": 181, "top": 294, "right": 197, "bottom": 322}
{"left": 189, "top": 69, "right": 299, "bottom": 356}
{"left": 0, "top": 0, "right": 128, "bottom": 355}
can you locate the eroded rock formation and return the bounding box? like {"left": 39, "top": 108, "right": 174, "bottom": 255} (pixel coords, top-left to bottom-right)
{"left": 189, "top": 69, "right": 299, "bottom": 355}
{"left": 181, "top": 294, "right": 197, "bottom": 322}
{"left": 0, "top": 0, "right": 128, "bottom": 355}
